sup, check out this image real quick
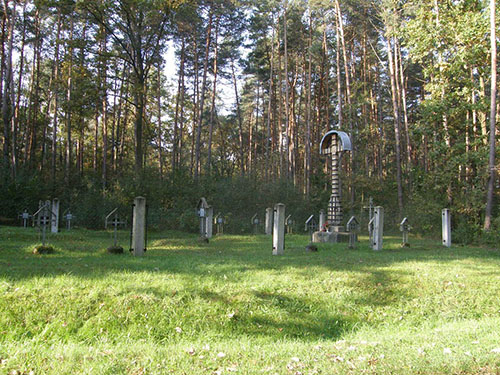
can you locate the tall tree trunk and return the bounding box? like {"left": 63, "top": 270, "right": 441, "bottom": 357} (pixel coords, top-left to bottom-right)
{"left": 172, "top": 36, "right": 185, "bottom": 171}
{"left": 231, "top": 57, "right": 244, "bottom": 176}
{"left": 207, "top": 14, "right": 220, "bottom": 174}
{"left": 304, "top": 10, "right": 312, "bottom": 196}
{"left": 100, "top": 27, "right": 108, "bottom": 189}
{"left": 156, "top": 66, "right": 163, "bottom": 179}
{"left": 283, "top": 2, "right": 290, "bottom": 178}
{"left": 2, "top": 0, "right": 16, "bottom": 178}
{"left": 65, "top": 11, "right": 74, "bottom": 186}
{"left": 51, "top": 10, "right": 62, "bottom": 189}
{"left": 484, "top": 0, "right": 497, "bottom": 230}
{"left": 14, "top": 0, "right": 27, "bottom": 171}
{"left": 387, "top": 35, "right": 404, "bottom": 219}
{"left": 194, "top": 5, "right": 213, "bottom": 179}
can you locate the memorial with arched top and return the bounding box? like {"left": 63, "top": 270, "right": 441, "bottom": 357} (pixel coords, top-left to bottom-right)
{"left": 313, "top": 129, "right": 352, "bottom": 243}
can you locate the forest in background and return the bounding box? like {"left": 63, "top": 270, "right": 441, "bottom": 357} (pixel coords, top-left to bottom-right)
{"left": 0, "top": 0, "right": 498, "bottom": 242}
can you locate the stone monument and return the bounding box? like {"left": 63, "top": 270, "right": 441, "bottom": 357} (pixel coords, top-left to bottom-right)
{"left": 131, "top": 196, "right": 147, "bottom": 256}
{"left": 272, "top": 203, "right": 285, "bottom": 255}
{"left": 442, "top": 208, "right": 451, "bottom": 247}
{"left": 312, "top": 129, "right": 352, "bottom": 243}
{"left": 51, "top": 198, "right": 60, "bottom": 233}
{"left": 265, "top": 207, "right": 273, "bottom": 235}
{"left": 371, "top": 206, "right": 384, "bottom": 250}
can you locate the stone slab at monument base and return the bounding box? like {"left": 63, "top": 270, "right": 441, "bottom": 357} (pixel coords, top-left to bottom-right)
{"left": 312, "top": 229, "right": 349, "bottom": 243}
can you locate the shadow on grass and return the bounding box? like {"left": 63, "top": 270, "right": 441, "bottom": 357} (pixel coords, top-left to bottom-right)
{"left": 1, "top": 227, "right": 499, "bottom": 284}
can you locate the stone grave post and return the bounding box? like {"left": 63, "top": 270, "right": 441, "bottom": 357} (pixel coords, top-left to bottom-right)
{"left": 251, "top": 214, "right": 260, "bottom": 234}
{"left": 285, "top": 214, "right": 293, "bottom": 234}
{"left": 400, "top": 217, "right": 411, "bottom": 246}
{"left": 265, "top": 207, "right": 273, "bottom": 235}
{"left": 371, "top": 206, "right": 384, "bottom": 251}
{"left": 51, "top": 198, "right": 60, "bottom": 233}
{"left": 319, "top": 210, "right": 326, "bottom": 231}
{"left": 272, "top": 203, "right": 285, "bottom": 255}
{"left": 442, "top": 209, "right": 451, "bottom": 247}
{"left": 206, "top": 206, "right": 214, "bottom": 239}
{"left": 215, "top": 214, "right": 224, "bottom": 235}
{"left": 346, "top": 216, "right": 359, "bottom": 249}
{"left": 132, "top": 196, "right": 146, "bottom": 256}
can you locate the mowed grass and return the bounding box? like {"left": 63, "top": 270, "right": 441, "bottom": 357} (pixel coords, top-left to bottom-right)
{"left": 0, "top": 227, "right": 500, "bottom": 374}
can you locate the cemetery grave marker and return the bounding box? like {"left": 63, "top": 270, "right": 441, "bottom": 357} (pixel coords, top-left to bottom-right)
{"left": 251, "top": 213, "right": 260, "bottom": 234}
{"left": 346, "top": 216, "right": 360, "bottom": 249}
{"left": 305, "top": 215, "right": 317, "bottom": 242}
{"left": 18, "top": 209, "right": 32, "bottom": 228}
{"left": 105, "top": 208, "right": 126, "bottom": 251}
{"left": 131, "top": 196, "right": 147, "bottom": 256}
{"left": 197, "top": 198, "right": 211, "bottom": 239}
{"left": 285, "top": 214, "right": 293, "bottom": 234}
{"left": 399, "top": 217, "right": 411, "bottom": 247}
{"left": 272, "top": 203, "right": 285, "bottom": 255}
{"left": 63, "top": 208, "right": 75, "bottom": 230}
{"left": 313, "top": 129, "right": 352, "bottom": 242}
{"left": 51, "top": 198, "right": 60, "bottom": 233}
{"left": 32, "top": 202, "right": 57, "bottom": 246}
{"left": 371, "top": 206, "right": 384, "bottom": 251}
{"left": 442, "top": 209, "right": 451, "bottom": 247}
{"left": 215, "top": 213, "right": 225, "bottom": 235}
{"left": 265, "top": 207, "right": 273, "bottom": 235}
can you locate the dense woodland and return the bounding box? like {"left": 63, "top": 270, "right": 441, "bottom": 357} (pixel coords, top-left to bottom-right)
{"left": 0, "top": 0, "right": 498, "bottom": 240}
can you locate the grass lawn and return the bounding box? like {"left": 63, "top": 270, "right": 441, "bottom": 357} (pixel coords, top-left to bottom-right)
{"left": 0, "top": 226, "right": 499, "bottom": 374}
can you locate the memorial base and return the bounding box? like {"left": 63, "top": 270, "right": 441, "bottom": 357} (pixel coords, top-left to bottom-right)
{"left": 312, "top": 229, "right": 349, "bottom": 243}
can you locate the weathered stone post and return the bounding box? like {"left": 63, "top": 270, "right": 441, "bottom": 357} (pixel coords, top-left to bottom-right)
{"left": 442, "top": 209, "right": 451, "bottom": 247}
{"left": 371, "top": 206, "right": 384, "bottom": 251}
{"left": 272, "top": 203, "right": 285, "bottom": 255}
{"left": 319, "top": 210, "right": 326, "bottom": 230}
{"left": 51, "top": 198, "right": 60, "bottom": 233}
{"left": 206, "top": 207, "right": 214, "bottom": 239}
{"left": 132, "top": 196, "right": 146, "bottom": 256}
{"left": 265, "top": 207, "right": 273, "bottom": 235}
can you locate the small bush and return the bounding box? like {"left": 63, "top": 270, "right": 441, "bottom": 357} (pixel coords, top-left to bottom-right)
{"left": 33, "top": 245, "right": 55, "bottom": 254}
{"left": 107, "top": 245, "right": 124, "bottom": 254}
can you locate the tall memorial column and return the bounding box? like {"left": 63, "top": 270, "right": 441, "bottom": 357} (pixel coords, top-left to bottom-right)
{"left": 312, "top": 129, "right": 352, "bottom": 243}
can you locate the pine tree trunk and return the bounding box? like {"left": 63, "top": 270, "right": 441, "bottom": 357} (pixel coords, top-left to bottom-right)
{"left": 194, "top": 6, "right": 213, "bottom": 179}
{"left": 484, "top": 0, "right": 497, "bottom": 230}
{"left": 387, "top": 36, "right": 404, "bottom": 219}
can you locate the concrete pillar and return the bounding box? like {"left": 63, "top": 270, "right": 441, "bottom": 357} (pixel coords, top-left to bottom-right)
{"left": 442, "top": 209, "right": 451, "bottom": 247}
{"left": 272, "top": 203, "right": 285, "bottom": 255}
{"left": 371, "top": 206, "right": 384, "bottom": 251}
{"left": 319, "top": 210, "right": 326, "bottom": 230}
{"left": 206, "top": 207, "right": 213, "bottom": 238}
{"left": 51, "top": 198, "right": 60, "bottom": 233}
{"left": 265, "top": 207, "right": 273, "bottom": 235}
{"left": 132, "top": 196, "right": 146, "bottom": 256}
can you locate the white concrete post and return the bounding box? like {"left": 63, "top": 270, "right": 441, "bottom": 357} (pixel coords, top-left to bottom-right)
{"left": 132, "top": 196, "right": 146, "bottom": 256}
{"left": 51, "top": 198, "right": 60, "bottom": 233}
{"left": 265, "top": 207, "right": 273, "bottom": 235}
{"left": 272, "top": 203, "right": 285, "bottom": 255}
{"left": 442, "top": 208, "right": 451, "bottom": 247}
{"left": 206, "top": 207, "right": 213, "bottom": 238}
{"left": 319, "top": 210, "right": 326, "bottom": 230}
{"left": 371, "top": 206, "right": 384, "bottom": 251}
